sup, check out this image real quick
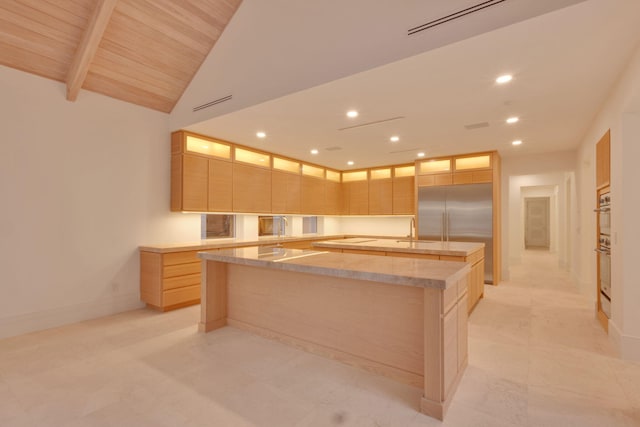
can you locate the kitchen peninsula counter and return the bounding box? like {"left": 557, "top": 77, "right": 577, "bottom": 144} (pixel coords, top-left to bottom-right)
{"left": 198, "top": 247, "right": 470, "bottom": 420}
{"left": 313, "top": 237, "right": 484, "bottom": 257}
{"left": 314, "top": 238, "right": 486, "bottom": 314}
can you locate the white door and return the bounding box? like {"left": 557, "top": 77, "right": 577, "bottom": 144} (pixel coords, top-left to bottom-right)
{"left": 525, "top": 197, "right": 550, "bottom": 249}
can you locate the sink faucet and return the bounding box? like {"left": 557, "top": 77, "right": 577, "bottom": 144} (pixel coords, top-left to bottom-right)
{"left": 281, "top": 216, "right": 288, "bottom": 238}
{"left": 409, "top": 217, "right": 416, "bottom": 243}
{"left": 276, "top": 216, "right": 288, "bottom": 241}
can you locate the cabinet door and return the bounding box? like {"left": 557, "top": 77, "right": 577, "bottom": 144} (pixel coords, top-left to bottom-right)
{"left": 182, "top": 154, "right": 208, "bottom": 211}
{"left": 301, "top": 176, "right": 325, "bottom": 214}
{"left": 393, "top": 176, "right": 415, "bottom": 214}
{"left": 347, "top": 181, "right": 369, "bottom": 214}
{"left": 325, "top": 180, "right": 342, "bottom": 215}
{"left": 272, "top": 171, "right": 301, "bottom": 214}
{"left": 208, "top": 158, "right": 232, "bottom": 211}
{"left": 369, "top": 178, "right": 392, "bottom": 215}
{"left": 233, "top": 163, "right": 272, "bottom": 213}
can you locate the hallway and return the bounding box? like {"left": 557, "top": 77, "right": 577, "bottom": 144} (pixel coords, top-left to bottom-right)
{"left": 0, "top": 251, "right": 639, "bottom": 426}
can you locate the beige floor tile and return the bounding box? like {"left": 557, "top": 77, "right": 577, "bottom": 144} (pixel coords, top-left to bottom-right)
{"left": 1, "top": 249, "right": 639, "bottom": 426}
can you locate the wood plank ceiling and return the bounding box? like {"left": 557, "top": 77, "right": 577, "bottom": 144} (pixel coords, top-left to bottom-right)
{"left": 0, "top": 0, "right": 242, "bottom": 113}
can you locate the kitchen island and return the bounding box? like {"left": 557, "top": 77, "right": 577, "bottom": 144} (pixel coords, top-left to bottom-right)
{"left": 313, "top": 238, "right": 485, "bottom": 313}
{"left": 198, "top": 246, "right": 470, "bottom": 420}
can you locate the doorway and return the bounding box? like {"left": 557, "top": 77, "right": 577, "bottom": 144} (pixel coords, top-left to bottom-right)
{"left": 525, "top": 197, "right": 550, "bottom": 249}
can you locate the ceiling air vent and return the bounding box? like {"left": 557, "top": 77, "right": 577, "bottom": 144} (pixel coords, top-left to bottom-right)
{"left": 338, "top": 116, "right": 405, "bottom": 131}
{"left": 464, "top": 122, "right": 490, "bottom": 130}
{"left": 325, "top": 146, "right": 342, "bottom": 151}
{"left": 193, "top": 95, "right": 232, "bottom": 112}
{"left": 408, "top": 0, "right": 507, "bottom": 36}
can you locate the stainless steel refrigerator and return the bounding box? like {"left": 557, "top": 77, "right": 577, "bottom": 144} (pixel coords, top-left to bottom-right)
{"left": 418, "top": 183, "right": 494, "bottom": 283}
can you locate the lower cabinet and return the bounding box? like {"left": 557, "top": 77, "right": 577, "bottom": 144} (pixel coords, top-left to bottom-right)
{"left": 140, "top": 250, "right": 204, "bottom": 311}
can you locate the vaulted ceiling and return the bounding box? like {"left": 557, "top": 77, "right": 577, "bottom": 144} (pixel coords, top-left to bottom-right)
{"left": 0, "top": 0, "right": 242, "bottom": 113}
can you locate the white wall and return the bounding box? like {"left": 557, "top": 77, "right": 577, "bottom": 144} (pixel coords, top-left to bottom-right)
{"left": 574, "top": 43, "right": 640, "bottom": 360}
{"left": 501, "top": 151, "right": 577, "bottom": 281}
{"left": 0, "top": 66, "right": 200, "bottom": 339}
{"left": 337, "top": 216, "right": 413, "bottom": 237}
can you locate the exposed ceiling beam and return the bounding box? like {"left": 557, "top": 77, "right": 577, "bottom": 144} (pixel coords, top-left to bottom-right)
{"left": 66, "top": 0, "right": 119, "bottom": 101}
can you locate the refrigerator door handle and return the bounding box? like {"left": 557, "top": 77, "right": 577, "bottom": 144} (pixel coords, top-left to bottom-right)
{"left": 441, "top": 213, "right": 445, "bottom": 242}
{"left": 446, "top": 212, "right": 450, "bottom": 242}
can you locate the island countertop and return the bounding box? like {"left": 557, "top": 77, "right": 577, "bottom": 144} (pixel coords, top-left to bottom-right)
{"left": 198, "top": 246, "right": 469, "bottom": 290}
{"left": 312, "top": 237, "right": 484, "bottom": 257}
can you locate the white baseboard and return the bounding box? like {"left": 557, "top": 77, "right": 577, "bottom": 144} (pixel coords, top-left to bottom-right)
{"left": 0, "top": 293, "right": 145, "bottom": 340}
{"left": 608, "top": 320, "right": 640, "bottom": 361}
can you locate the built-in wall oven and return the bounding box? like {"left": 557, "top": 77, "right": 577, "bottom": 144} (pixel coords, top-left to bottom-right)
{"left": 595, "top": 192, "right": 611, "bottom": 318}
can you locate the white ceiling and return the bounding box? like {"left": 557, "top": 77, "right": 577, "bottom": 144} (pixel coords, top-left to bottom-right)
{"left": 185, "top": 0, "right": 640, "bottom": 170}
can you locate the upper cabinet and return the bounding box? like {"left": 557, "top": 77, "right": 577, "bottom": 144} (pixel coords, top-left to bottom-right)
{"left": 233, "top": 148, "right": 272, "bottom": 213}
{"left": 596, "top": 130, "right": 610, "bottom": 189}
{"left": 369, "top": 168, "right": 392, "bottom": 215}
{"left": 301, "top": 164, "right": 326, "bottom": 214}
{"left": 172, "top": 130, "right": 493, "bottom": 218}
{"left": 392, "top": 165, "right": 415, "bottom": 215}
{"left": 416, "top": 152, "right": 494, "bottom": 187}
{"left": 342, "top": 170, "right": 369, "bottom": 215}
{"left": 171, "top": 131, "right": 232, "bottom": 212}
{"left": 272, "top": 157, "right": 301, "bottom": 214}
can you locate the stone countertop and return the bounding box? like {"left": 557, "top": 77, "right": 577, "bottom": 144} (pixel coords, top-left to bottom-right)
{"left": 312, "top": 238, "right": 484, "bottom": 257}
{"left": 198, "top": 246, "right": 470, "bottom": 290}
{"left": 138, "top": 234, "right": 345, "bottom": 253}
{"left": 138, "top": 234, "right": 406, "bottom": 253}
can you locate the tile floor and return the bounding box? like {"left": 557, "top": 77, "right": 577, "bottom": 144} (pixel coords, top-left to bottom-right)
{"left": 1, "top": 250, "right": 639, "bottom": 426}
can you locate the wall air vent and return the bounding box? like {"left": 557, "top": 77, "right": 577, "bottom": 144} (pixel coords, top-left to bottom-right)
{"left": 193, "top": 95, "right": 232, "bottom": 112}
{"left": 464, "top": 122, "right": 490, "bottom": 130}
{"left": 408, "top": 0, "right": 507, "bottom": 36}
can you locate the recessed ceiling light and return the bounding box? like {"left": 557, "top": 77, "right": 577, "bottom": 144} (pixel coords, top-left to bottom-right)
{"left": 390, "top": 136, "right": 400, "bottom": 142}
{"left": 346, "top": 110, "right": 358, "bottom": 118}
{"left": 256, "top": 131, "right": 266, "bottom": 138}
{"left": 417, "top": 152, "right": 425, "bottom": 158}
{"left": 512, "top": 140, "right": 522, "bottom": 146}
{"left": 347, "top": 160, "right": 354, "bottom": 166}
{"left": 506, "top": 117, "right": 519, "bottom": 124}
{"left": 310, "top": 149, "right": 319, "bottom": 155}
{"left": 496, "top": 74, "right": 513, "bottom": 84}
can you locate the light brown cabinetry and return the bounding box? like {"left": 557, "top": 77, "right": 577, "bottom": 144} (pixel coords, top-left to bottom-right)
{"left": 272, "top": 170, "right": 301, "bottom": 214}
{"left": 140, "top": 250, "right": 203, "bottom": 311}
{"left": 343, "top": 171, "right": 369, "bottom": 214}
{"left": 171, "top": 131, "right": 233, "bottom": 212}
{"left": 596, "top": 130, "right": 610, "bottom": 189}
{"left": 368, "top": 168, "right": 393, "bottom": 215}
{"left": 301, "top": 176, "right": 326, "bottom": 214}
{"left": 208, "top": 158, "right": 233, "bottom": 211}
{"left": 392, "top": 165, "right": 415, "bottom": 215}
{"left": 324, "top": 180, "right": 343, "bottom": 215}
{"left": 233, "top": 163, "right": 272, "bottom": 213}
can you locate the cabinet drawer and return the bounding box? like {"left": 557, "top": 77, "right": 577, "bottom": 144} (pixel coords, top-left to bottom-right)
{"left": 163, "top": 285, "right": 200, "bottom": 307}
{"left": 163, "top": 273, "right": 201, "bottom": 291}
{"left": 163, "top": 261, "right": 201, "bottom": 278}
{"left": 163, "top": 251, "right": 200, "bottom": 266}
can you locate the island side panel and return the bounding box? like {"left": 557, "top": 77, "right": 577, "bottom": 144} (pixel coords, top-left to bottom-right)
{"left": 420, "top": 275, "right": 468, "bottom": 420}
{"left": 199, "top": 260, "right": 228, "bottom": 332}
{"left": 225, "top": 264, "right": 425, "bottom": 382}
